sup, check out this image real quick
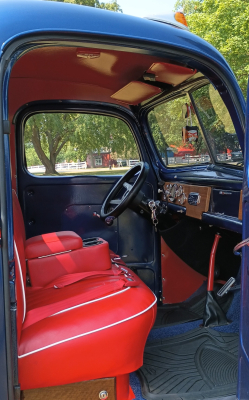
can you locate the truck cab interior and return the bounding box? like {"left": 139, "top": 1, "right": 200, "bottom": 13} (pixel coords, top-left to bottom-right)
{"left": 1, "top": 3, "right": 246, "bottom": 400}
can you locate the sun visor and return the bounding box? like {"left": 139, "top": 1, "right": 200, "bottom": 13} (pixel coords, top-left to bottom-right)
{"left": 111, "top": 81, "right": 161, "bottom": 105}
{"left": 146, "top": 62, "right": 196, "bottom": 86}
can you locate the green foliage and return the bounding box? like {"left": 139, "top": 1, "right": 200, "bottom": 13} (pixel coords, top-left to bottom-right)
{"left": 174, "top": 0, "right": 249, "bottom": 97}
{"left": 149, "top": 95, "right": 208, "bottom": 156}
{"left": 174, "top": 0, "right": 203, "bottom": 14}
{"left": 25, "top": 113, "right": 81, "bottom": 174}
{"left": 49, "top": 0, "right": 122, "bottom": 12}
{"left": 24, "top": 113, "right": 138, "bottom": 174}
{"left": 192, "top": 84, "right": 240, "bottom": 156}
{"left": 25, "top": 145, "right": 41, "bottom": 166}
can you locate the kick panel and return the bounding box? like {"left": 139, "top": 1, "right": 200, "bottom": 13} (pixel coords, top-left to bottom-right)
{"left": 163, "top": 182, "right": 211, "bottom": 219}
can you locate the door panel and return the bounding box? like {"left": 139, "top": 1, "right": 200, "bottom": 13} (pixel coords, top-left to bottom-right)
{"left": 18, "top": 174, "right": 158, "bottom": 287}
{"left": 22, "top": 182, "right": 115, "bottom": 238}
{"left": 62, "top": 204, "right": 118, "bottom": 253}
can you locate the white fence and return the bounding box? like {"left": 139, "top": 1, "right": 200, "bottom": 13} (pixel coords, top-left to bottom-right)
{"left": 28, "top": 159, "right": 141, "bottom": 173}
{"left": 167, "top": 155, "right": 211, "bottom": 165}
{"left": 128, "top": 159, "right": 140, "bottom": 167}
{"left": 28, "top": 161, "right": 87, "bottom": 173}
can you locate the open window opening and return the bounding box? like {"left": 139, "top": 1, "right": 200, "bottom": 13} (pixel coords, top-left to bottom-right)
{"left": 23, "top": 112, "right": 140, "bottom": 177}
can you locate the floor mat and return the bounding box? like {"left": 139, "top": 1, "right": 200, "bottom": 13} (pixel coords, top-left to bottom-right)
{"left": 137, "top": 328, "right": 238, "bottom": 400}
{"left": 154, "top": 283, "right": 233, "bottom": 329}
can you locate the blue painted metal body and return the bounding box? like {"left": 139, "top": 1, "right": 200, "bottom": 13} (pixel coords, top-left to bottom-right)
{"left": 0, "top": 253, "right": 9, "bottom": 400}
{"left": 238, "top": 81, "right": 249, "bottom": 399}
{"left": 0, "top": 1, "right": 246, "bottom": 147}
{"left": 0, "top": 1, "right": 247, "bottom": 398}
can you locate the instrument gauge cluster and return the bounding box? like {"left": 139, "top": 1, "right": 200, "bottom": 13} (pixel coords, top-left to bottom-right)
{"left": 166, "top": 183, "right": 186, "bottom": 204}
{"left": 163, "top": 182, "right": 211, "bottom": 220}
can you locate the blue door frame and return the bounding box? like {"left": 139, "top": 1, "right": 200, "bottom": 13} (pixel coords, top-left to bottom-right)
{"left": 0, "top": 254, "right": 9, "bottom": 399}
{"left": 238, "top": 83, "right": 249, "bottom": 399}
{"left": 0, "top": 3, "right": 246, "bottom": 395}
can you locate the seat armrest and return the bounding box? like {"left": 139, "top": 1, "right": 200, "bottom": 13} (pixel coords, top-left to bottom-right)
{"left": 25, "top": 231, "right": 82, "bottom": 259}
{"left": 27, "top": 237, "right": 112, "bottom": 287}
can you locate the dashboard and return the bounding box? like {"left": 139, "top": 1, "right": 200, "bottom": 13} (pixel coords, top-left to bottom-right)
{"left": 163, "top": 182, "right": 211, "bottom": 220}
{"left": 161, "top": 182, "right": 242, "bottom": 232}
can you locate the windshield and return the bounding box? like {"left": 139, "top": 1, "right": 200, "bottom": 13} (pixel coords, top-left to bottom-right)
{"left": 148, "top": 83, "right": 243, "bottom": 168}
{"left": 148, "top": 94, "right": 210, "bottom": 167}
{"left": 191, "top": 84, "right": 243, "bottom": 166}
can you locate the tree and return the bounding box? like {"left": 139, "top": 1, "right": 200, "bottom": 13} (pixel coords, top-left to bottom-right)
{"left": 174, "top": 0, "right": 203, "bottom": 14}
{"left": 50, "top": 0, "right": 122, "bottom": 12}
{"left": 24, "top": 113, "right": 138, "bottom": 174}
{"left": 25, "top": 113, "right": 81, "bottom": 174}
{"left": 174, "top": 0, "right": 249, "bottom": 97}
{"left": 148, "top": 94, "right": 209, "bottom": 165}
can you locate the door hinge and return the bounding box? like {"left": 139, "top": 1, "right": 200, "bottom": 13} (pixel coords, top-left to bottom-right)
{"left": 3, "top": 120, "right": 10, "bottom": 134}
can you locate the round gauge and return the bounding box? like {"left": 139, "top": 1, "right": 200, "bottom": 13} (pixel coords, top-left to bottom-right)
{"left": 171, "top": 184, "right": 177, "bottom": 199}
{"left": 165, "top": 183, "right": 186, "bottom": 203}
{"left": 165, "top": 184, "right": 172, "bottom": 197}
{"left": 175, "top": 185, "right": 183, "bottom": 197}
{"left": 178, "top": 193, "right": 187, "bottom": 205}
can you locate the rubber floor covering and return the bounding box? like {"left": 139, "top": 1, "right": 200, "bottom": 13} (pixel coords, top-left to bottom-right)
{"left": 154, "top": 284, "right": 233, "bottom": 329}
{"left": 138, "top": 327, "right": 238, "bottom": 400}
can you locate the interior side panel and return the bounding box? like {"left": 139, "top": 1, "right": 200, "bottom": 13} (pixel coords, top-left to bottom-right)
{"left": 20, "top": 179, "right": 154, "bottom": 259}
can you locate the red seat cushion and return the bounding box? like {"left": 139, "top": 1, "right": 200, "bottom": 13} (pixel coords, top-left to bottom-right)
{"left": 25, "top": 231, "right": 83, "bottom": 259}
{"left": 18, "top": 266, "right": 157, "bottom": 390}
{"left": 13, "top": 190, "right": 157, "bottom": 394}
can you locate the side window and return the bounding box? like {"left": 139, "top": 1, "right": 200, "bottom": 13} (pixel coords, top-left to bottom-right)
{"left": 148, "top": 95, "right": 210, "bottom": 167}
{"left": 24, "top": 113, "right": 140, "bottom": 176}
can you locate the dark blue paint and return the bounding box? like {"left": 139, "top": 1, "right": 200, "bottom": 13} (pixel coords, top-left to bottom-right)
{"left": 0, "top": 0, "right": 243, "bottom": 75}
{"left": 4, "top": 135, "right": 13, "bottom": 262}
{"left": 158, "top": 165, "right": 243, "bottom": 190}
{"left": 2, "top": 50, "right": 16, "bottom": 262}
{"left": 62, "top": 204, "right": 119, "bottom": 254}
{"left": 0, "top": 0, "right": 245, "bottom": 148}
{"left": 0, "top": 253, "right": 9, "bottom": 400}
{"left": 168, "top": 203, "right": 186, "bottom": 215}
{"left": 238, "top": 80, "right": 249, "bottom": 399}
{"left": 0, "top": 1, "right": 246, "bottom": 397}
{"left": 202, "top": 212, "right": 242, "bottom": 234}
{"left": 212, "top": 189, "right": 240, "bottom": 217}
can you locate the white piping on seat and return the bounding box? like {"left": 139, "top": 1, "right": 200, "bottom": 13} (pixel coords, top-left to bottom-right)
{"left": 18, "top": 294, "right": 157, "bottom": 358}
{"left": 14, "top": 241, "right": 26, "bottom": 323}
{"left": 50, "top": 286, "right": 131, "bottom": 317}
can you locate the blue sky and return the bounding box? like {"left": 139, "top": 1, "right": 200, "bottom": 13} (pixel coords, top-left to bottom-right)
{"left": 33, "top": 0, "right": 178, "bottom": 18}
{"left": 119, "top": 0, "right": 177, "bottom": 17}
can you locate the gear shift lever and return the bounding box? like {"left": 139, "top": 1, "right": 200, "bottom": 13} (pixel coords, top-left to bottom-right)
{"left": 203, "top": 233, "right": 229, "bottom": 327}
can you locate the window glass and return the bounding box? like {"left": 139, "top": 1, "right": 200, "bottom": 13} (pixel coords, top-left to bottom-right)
{"left": 148, "top": 95, "right": 210, "bottom": 167}
{"left": 24, "top": 113, "right": 139, "bottom": 176}
{"left": 191, "top": 84, "right": 243, "bottom": 165}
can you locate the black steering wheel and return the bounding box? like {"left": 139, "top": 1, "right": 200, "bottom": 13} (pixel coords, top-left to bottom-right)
{"left": 100, "top": 162, "right": 149, "bottom": 220}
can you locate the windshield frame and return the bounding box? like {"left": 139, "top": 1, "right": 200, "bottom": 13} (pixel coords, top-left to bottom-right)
{"left": 146, "top": 81, "right": 244, "bottom": 171}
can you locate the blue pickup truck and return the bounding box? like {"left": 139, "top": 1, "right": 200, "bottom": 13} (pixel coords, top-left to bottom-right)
{"left": 0, "top": 1, "right": 248, "bottom": 400}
